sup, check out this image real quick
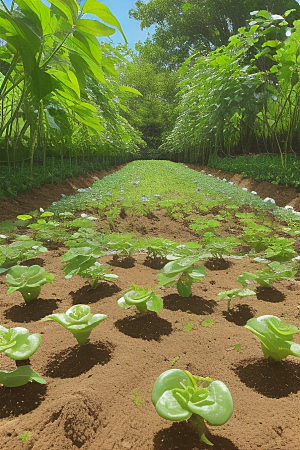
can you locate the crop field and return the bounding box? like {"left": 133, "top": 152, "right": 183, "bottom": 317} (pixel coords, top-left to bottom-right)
{"left": 0, "top": 160, "right": 299, "bottom": 450}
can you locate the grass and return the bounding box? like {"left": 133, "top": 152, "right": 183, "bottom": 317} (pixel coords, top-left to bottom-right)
{"left": 208, "top": 153, "right": 300, "bottom": 188}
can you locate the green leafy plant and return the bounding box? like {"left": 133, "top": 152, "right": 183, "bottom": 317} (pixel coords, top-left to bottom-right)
{"left": 0, "top": 236, "right": 47, "bottom": 272}
{"left": 159, "top": 255, "right": 206, "bottom": 297}
{"left": 183, "top": 322, "right": 194, "bottom": 332}
{"left": 264, "top": 237, "right": 297, "bottom": 262}
{"left": 152, "top": 369, "right": 233, "bottom": 446}
{"left": 238, "top": 261, "right": 296, "bottom": 288}
{"left": 18, "top": 431, "right": 32, "bottom": 445}
{"left": 202, "top": 234, "right": 241, "bottom": 259}
{"left": 62, "top": 246, "right": 103, "bottom": 279}
{"left": 6, "top": 265, "right": 54, "bottom": 302}
{"left": 133, "top": 391, "right": 143, "bottom": 406}
{"left": 0, "top": 326, "right": 45, "bottom": 387}
{"left": 170, "top": 356, "right": 180, "bottom": 366}
{"left": 217, "top": 287, "right": 256, "bottom": 310}
{"left": 79, "top": 262, "right": 118, "bottom": 289}
{"left": 118, "top": 285, "right": 163, "bottom": 313}
{"left": 43, "top": 305, "right": 107, "bottom": 345}
{"left": 245, "top": 315, "right": 300, "bottom": 361}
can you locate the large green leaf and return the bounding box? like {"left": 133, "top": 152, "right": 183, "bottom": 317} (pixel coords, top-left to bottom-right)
{"left": 48, "top": 69, "right": 80, "bottom": 102}
{"left": 70, "top": 30, "right": 103, "bottom": 64}
{"left": 15, "top": 0, "right": 51, "bottom": 36}
{"left": 75, "top": 18, "right": 115, "bottom": 37}
{"left": 71, "top": 102, "right": 104, "bottom": 132}
{"left": 48, "top": 0, "right": 79, "bottom": 25}
{"left": 0, "top": 366, "right": 46, "bottom": 387}
{"left": 82, "top": 0, "right": 127, "bottom": 43}
{"left": 69, "top": 51, "right": 105, "bottom": 85}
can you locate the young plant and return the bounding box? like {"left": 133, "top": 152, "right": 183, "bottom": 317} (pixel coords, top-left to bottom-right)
{"left": 159, "top": 255, "right": 206, "bottom": 297}
{"left": 152, "top": 369, "right": 233, "bottom": 446}
{"left": 6, "top": 265, "right": 54, "bottom": 302}
{"left": 264, "top": 237, "right": 297, "bottom": 262}
{"left": 62, "top": 246, "right": 103, "bottom": 279}
{"left": 118, "top": 285, "right": 163, "bottom": 313}
{"left": 245, "top": 315, "right": 300, "bottom": 361}
{"left": 0, "top": 235, "right": 47, "bottom": 272}
{"left": 218, "top": 288, "right": 256, "bottom": 310}
{"left": 0, "top": 326, "right": 45, "bottom": 387}
{"left": 238, "top": 261, "right": 296, "bottom": 288}
{"left": 43, "top": 304, "right": 107, "bottom": 345}
{"left": 202, "top": 234, "right": 241, "bottom": 259}
{"left": 79, "top": 262, "right": 118, "bottom": 289}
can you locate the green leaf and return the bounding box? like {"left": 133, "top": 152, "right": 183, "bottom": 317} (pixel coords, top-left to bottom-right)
{"left": 49, "top": 69, "right": 80, "bottom": 102}
{"left": 119, "top": 86, "right": 142, "bottom": 96}
{"left": 16, "top": 0, "right": 51, "bottom": 35}
{"left": 75, "top": 18, "right": 115, "bottom": 37}
{"left": 0, "top": 366, "right": 46, "bottom": 387}
{"left": 82, "top": 0, "right": 127, "bottom": 43}
{"left": 48, "top": 0, "right": 79, "bottom": 24}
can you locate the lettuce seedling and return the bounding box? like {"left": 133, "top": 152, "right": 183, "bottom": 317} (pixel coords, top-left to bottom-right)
{"left": 6, "top": 265, "right": 54, "bottom": 302}
{"left": 118, "top": 285, "right": 163, "bottom": 313}
{"left": 152, "top": 369, "right": 233, "bottom": 446}
{"left": 218, "top": 288, "right": 256, "bottom": 310}
{"left": 0, "top": 326, "right": 45, "bottom": 387}
{"left": 159, "top": 255, "right": 206, "bottom": 297}
{"left": 0, "top": 235, "right": 47, "bottom": 272}
{"left": 245, "top": 315, "right": 300, "bottom": 361}
{"left": 238, "top": 261, "right": 296, "bottom": 288}
{"left": 44, "top": 304, "right": 107, "bottom": 345}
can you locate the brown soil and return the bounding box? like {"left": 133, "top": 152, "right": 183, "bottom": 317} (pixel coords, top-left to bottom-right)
{"left": 0, "top": 164, "right": 300, "bottom": 450}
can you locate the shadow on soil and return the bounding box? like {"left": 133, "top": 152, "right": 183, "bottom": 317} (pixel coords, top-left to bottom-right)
{"left": 222, "top": 303, "right": 256, "bottom": 326}
{"left": 153, "top": 422, "right": 239, "bottom": 450}
{"left": 115, "top": 312, "right": 173, "bottom": 341}
{"left": 20, "top": 257, "right": 45, "bottom": 267}
{"left": 45, "top": 341, "right": 114, "bottom": 378}
{"left": 163, "top": 294, "right": 217, "bottom": 315}
{"left": 233, "top": 358, "right": 300, "bottom": 398}
{"left": 108, "top": 256, "right": 135, "bottom": 268}
{"left": 204, "top": 258, "right": 232, "bottom": 271}
{"left": 70, "top": 282, "right": 121, "bottom": 305}
{"left": 4, "top": 298, "right": 61, "bottom": 322}
{"left": 256, "top": 287, "right": 285, "bottom": 303}
{"left": 0, "top": 383, "right": 47, "bottom": 418}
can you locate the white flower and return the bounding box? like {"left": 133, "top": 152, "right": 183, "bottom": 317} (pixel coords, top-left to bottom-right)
{"left": 242, "top": 187, "right": 248, "bottom": 191}
{"left": 32, "top": 245, "right": 39, "bottom": 250}
{"left": 229, "top": 181, "right": 234, "bottom": 185}
{"left": 81, "top": 213, "right": 87, "bottom": 218}
{"left": 208, "top": 174, "right": 213, "bottom": 177}
{"left": 222, "top": 178, "right": 227, "bottom": 182}
{"left": 87, "top": 216, "right": 97, "bottom": 221}
{"left": 263, "top": 197, "right": 275, "bottom": 204}
{"left": 251, "top": 191, "right": 257, "bottom": 195}
{"left": 39, "top": 208, "right": 44, "bottom": 212}
{"left": 292, "top": 210, "right": 300, "bottom": 215}
{"left": 0, "top": 234, "right": 7, "bottom": 239}
{"left": 284, "top": 205, "right": 293, "bottom": 210}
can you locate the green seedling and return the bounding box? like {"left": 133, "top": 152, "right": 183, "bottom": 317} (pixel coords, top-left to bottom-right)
{"left": 133, "top": 391, "right": 143, "bottom": 406}
{"left": 184, "top": 322, "right": 194, "bottom": 332}
{"left": 234, "top": 344, "right": 241, "bottom": 353}
{"left": 44, "top": 304, "right": 107, "bottom": 345}
{"left": 0, "top": 235, "right": 47, "bottom": 272}
{"left": 217, "top": 287, "right": 256, "bottom": 310}
{"left": 238, "top": 261, "right": 296, "bottom": 288}
{"left": 79, "top": 262, "right": 118, "bottom": 289}
{"left": 264, "top": 237, "right": 297, "bottom": 262}
{"left": 202, "top": 320, "right": 214, "bottom": 327}
{"left": 118, "top": 285, "right": 163, "bottom": 314}
{"left": 170, "top": 356, "right": 180, "bottom": 366}
{"left": 18, "top": 431, "right": 32, "bottom": 445}
{"left": 202, "top": 234, "right": 241, "bottom": 259}
{"left": 0, "top": 326, "right": 45, "bottom": 387}
{"left": 159, "top": 255, "right": 206, "bottom": 297}
{"left": 152, "top": 369, "right": 233, "bottom": 446}
{"left": 62, "top": 246, "right": 103, "bottom": 279}
{"left": 6, "top": 265, "right": 54, "bottom": 302}
{"left": 245, "top": 315, "right": 300, "bottom": 361}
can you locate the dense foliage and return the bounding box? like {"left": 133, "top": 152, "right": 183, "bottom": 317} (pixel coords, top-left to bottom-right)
{"left": 0, "top": 0, "right": 143, "bottom": 176}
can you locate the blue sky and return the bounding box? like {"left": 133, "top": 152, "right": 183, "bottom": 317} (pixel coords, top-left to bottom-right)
{"left": 2, "top": 0, "right": 153, "bottom": 50}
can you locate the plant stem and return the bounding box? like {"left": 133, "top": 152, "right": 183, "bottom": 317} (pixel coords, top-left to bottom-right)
{"left": 188, "top": 414, "right": 213, "bottom": 446}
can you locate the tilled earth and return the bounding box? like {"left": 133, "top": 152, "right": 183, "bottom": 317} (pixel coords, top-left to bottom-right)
{"left": 0, "top": 164, "right": 299, "bottom": 450}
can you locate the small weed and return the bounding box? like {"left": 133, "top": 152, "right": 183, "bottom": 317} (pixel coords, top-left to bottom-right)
{"left": 170, "top": 356, "right": 180, "bottom": 366}
{"left": 183, "top": 322, "right": 194, "bottom": 332}
{"left": 234, "top": 344, "right": 241, "bottom": 353}
{"left": 18, "top": 431, "right": 32, "bottom": 445}
{"left": 133, "top": 391, "right": 143, "bottom": 406}
{"left": 202, "top": 320, "right": 214, "bottom": 327}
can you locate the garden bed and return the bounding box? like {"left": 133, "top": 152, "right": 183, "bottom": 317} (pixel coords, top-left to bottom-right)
{"left": 0, "top": 161, "right": 299, "bottom": 450}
